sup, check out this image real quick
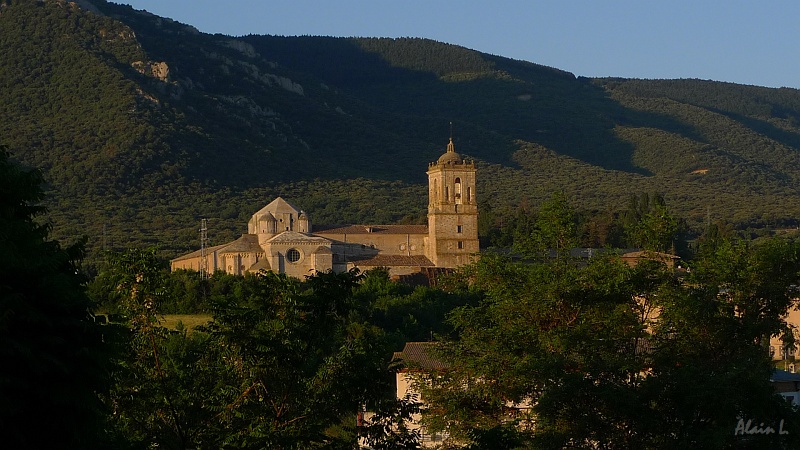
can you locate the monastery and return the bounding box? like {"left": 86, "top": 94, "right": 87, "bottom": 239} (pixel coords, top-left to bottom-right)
{"left": 171, "top": 138, "right": 479, "bottom": 278}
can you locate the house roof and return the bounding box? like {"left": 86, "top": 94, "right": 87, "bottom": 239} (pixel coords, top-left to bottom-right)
{"left": 394, "top": 342, "right": 449, "bottom": 371}
{"left": 620, "top": 250, "right": 679, "bottom": 260}
{"left": 314, "top": 224, "right": 429, "bottom": 235}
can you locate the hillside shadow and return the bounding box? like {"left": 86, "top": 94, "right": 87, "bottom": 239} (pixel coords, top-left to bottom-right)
{"left": 429, "top": 67, "right": 703, "bottom": 175}
{"left": 710, "top": 107, "right": 800, "bottom": 152}
{"left": 230, "top": 36, "right": 713, "bottom": 180}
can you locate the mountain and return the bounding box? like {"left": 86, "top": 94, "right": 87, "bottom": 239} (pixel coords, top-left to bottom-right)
{"left": 3, "top": 0, "right": 800, "bottom": 266}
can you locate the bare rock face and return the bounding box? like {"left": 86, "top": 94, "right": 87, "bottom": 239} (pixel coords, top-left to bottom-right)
{"left": 150, "top": 61, "right": 169, "bottom": 81}
{"left": 132, "top": 61, "right": 170, "bottom": 81}
{"left": 224, "top": 39, "right": 258, "bottom": 58}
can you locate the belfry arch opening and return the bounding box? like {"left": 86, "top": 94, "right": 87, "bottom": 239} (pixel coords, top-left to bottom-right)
{"left": 454, "top": 177, "right": 462, "bottom": 205}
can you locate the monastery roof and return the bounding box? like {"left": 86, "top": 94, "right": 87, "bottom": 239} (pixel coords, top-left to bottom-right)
{"left": 313, "top": 245, "right": 333, "bottom": 254}
{"left": 218, "top": 234, "right": 263, "bottom": 254}
{"left": 249, "top": 258, "right": 272, "bottom": 272}
{"left": 350, "top": 254, "right": 434, "bottom": 267}
{"left": 393, "top": 342, "right": 449, "bottom": 371}
{"left": 314, "top": 224, "right": 429, "bottom": 235}
{"left": 267, "top": 231, "right": 332, "bottom": 245}
{"left": 171, "top": 243, "right": 228, "bottom": 262}
{"left": 253, "top": 196, "right": 302, "bottom": 217}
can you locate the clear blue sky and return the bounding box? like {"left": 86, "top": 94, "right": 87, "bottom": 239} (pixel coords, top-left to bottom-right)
{"left": 119, "top": 0, "right": 799, "bottom": 89}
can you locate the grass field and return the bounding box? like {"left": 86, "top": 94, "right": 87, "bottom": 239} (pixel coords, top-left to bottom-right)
{"left": 160, "top": 314, "right": 212, "bottom": 333}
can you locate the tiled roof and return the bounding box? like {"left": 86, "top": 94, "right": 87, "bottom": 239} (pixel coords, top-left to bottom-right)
{"left": 350, "top": 254, "right": 434, "bottom": 267}
{"left": 314, "top": 224, "right": 429, "bottom": 235}
{"left": 171, "top": 243, "right": 227, "bottom": 262}
{"left": 248, "top": 258, "right": 272, "bottom": 272}
{"left": 621, "top": 250, "right": 679, "bottom": 260}
{"left": 394, "top": 342, "right": 448, "bottom": 371}
{"left": 218, "top": 234, "right": 263, "bottom": 254}
{"left": 267, "top": 231, "right": 331, "bottom": 244}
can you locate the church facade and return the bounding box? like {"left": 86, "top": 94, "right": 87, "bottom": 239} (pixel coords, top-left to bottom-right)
{"left": 170, "top": 138, "right": 479, "bottom": 278}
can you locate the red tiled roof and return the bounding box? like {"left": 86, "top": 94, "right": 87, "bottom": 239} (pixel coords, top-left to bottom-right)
{"left": 394, "top": 342, "right": 449, "bottom": 371}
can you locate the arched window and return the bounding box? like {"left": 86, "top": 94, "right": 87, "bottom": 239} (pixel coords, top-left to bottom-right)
{"left": 454, "top": 177, "right": 462, "bottom": 205}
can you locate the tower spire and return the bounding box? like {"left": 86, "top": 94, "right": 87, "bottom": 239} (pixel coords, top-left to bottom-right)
{"left": 447, "top": 122, "right": 455, "bottom": 153}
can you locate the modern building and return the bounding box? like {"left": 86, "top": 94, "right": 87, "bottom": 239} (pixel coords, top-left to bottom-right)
{"left": 171, "top": 138, "right": 479, "bottom": 278}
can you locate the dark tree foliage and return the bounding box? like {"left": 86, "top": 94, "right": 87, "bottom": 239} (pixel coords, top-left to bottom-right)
{"left": 94, "top": 260, "right": 416, "bottom": 449}
{"left": 0, "top": 147, "right": 110, "bottom": 448}
{"left": 416, "top": 246, "right": 800, "bottom": 449}
{"left": 204, "top": 269, "right": 395, "bottom": 449}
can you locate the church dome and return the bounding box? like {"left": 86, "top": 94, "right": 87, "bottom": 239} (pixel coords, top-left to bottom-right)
{"left": 437, "top": 137, "right": 462, "bottom": 164}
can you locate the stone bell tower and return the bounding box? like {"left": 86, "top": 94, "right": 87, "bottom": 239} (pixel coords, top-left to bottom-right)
{"left": 426, "top": 137, "right": 478, "bottom": 267}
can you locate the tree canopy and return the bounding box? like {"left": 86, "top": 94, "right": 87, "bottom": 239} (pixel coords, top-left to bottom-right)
{"left": 0, "top": 146, "right": 110, "bottom": 448}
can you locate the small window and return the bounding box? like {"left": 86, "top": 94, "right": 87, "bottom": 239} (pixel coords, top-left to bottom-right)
{"left": 457, "top": 225, "right": 463, "bottom": 233}
{"left": 457, "top": 241, "right": 464, "bottom": 249}
{"left": 286, "top": 248, "right": 301, "bottom": 263}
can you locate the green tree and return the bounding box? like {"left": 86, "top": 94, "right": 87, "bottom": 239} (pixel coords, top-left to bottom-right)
{"left": 102, "top": 248, "right": 212, "bottom": 449}
{"left": 513, "top": 192, "right": 579, "bottom": 258}
{"left": 626, "top": 193, "right": 678, "bottom": 252}
{"left": 0, "top": 147, "right": 110, "bottom": 448}
{"left": 205, "top": 269, "right": 394, "bottom": 449}
{"left": 639, "top": 237, "right": 800, "bottom": 448}
{"left": 415, "top": 244, "right": 800, "bottom": 449}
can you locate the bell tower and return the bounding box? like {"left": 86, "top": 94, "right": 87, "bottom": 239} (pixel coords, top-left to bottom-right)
{"left": 427, "top": 136, "right": 478, "bottom": 267}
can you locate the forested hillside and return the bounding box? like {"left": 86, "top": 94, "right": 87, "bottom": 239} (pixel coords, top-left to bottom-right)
{"left": 3, "top": 0, "right": 800, "bottom": 266}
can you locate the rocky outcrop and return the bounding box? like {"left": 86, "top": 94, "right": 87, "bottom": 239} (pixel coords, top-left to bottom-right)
{"left": 132, "top": 60, "right": 170, "bottom": 82}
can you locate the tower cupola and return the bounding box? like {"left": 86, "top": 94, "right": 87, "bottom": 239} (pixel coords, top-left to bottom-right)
{"left": 437, "top": 137, "right": 463, "bottom": 164}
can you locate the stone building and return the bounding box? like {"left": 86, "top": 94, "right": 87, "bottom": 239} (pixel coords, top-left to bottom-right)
{"left": 171, "top": 138, "right": 479, "bottom": 278}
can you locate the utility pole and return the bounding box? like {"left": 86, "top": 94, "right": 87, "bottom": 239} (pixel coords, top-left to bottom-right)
{"left": 199, "top": 218, "right": 208, "bottom": 279}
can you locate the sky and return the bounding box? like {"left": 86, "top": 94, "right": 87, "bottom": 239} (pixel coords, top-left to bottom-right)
{"left": 119, "top": 0, "right": 800, "bottom": 89}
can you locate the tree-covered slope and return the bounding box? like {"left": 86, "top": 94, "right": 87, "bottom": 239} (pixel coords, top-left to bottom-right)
{"left": 3, "top": 0, "right": 800, "bottom": 266}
